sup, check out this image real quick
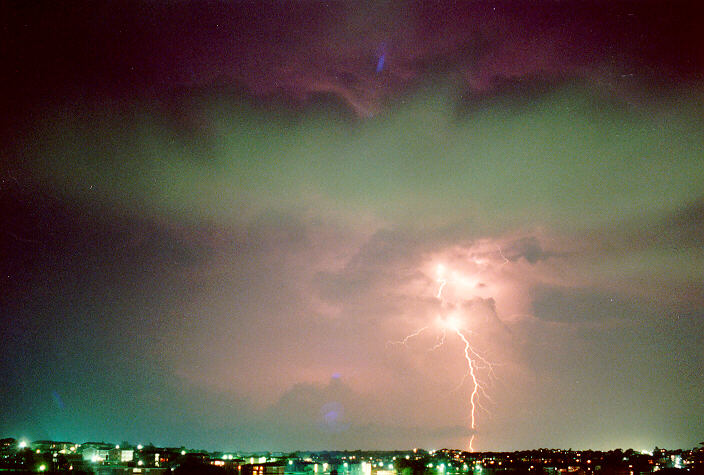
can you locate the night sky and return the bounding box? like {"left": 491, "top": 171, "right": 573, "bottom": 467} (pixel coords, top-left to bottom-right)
{"left": 1, "top": 1, "right": 703, "bottom": 452}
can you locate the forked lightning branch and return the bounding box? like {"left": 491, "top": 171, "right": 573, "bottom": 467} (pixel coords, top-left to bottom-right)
{"left": 388, "top": 264, "right": 495, "bottom": 452}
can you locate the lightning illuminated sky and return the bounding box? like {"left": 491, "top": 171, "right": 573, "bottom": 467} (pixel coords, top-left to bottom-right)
{"left": 389, "top": 263, "right": 497, "bottom": 451}
{"left": 1, "top": 0, "right": 703, "bottom": 453}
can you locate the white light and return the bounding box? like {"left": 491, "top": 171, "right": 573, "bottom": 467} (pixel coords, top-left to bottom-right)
{"left": 39, "top": 464, "right": 46, "bottom": 472}
{"left": 116, "top": 445, "right": 120, "bottom": 449}
{"left": 19, "top": 441, "right": 27, "bottom": 449}
{"left": 138, "top": 460, "right": 144, "bottom": 466}
{"left": 439, "top": 314, "right": 462, "bottom": 331}
{"left": 181, "top": 451, "right": 186, "bottom": 455}
{"left": 137, "top": 445, "right": 143, "bottom": 450}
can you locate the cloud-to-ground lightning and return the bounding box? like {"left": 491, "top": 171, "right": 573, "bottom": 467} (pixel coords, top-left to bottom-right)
{"left": 454, "top": 329, "right": 480, "bottom": 451}
{"left": 389, "top": 263, "right": 494, "bottom": 451}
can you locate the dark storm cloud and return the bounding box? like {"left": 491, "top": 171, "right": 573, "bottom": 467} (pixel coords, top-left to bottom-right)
{"left": 0, "top": 176, "right": 211, "bottom": 304}
{"left": 571, "top": 199, "right": 704, "bottom": 308}
{"left": 595, "top": 198, "right": 704, "bottom": 253}
{"left": 314, "top": 229, "right": 427, "bottom": 304}
{"left": 501, "top": 236, "right": 554, "bottom": 264}
{"left": 530, "top": 287, "right": 650, "bottom": 324}
{"left": 0, "top": 177, "right": 221, "bottom": 440}
{"left": 662, "top": 199, "right": 704, "bottom": 247}
{"left": 455, "top": 75, "right": 558, "bottom": 117}
{"left": 2, "top": 0, "right": 702, "bottom": 128}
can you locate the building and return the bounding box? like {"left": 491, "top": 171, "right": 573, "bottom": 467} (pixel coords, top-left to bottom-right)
{"left": 32, "top": 440, "right": 76, "bottom": 454}
{"left": 81, "top": 442, "right": 114, "bottom": 463}
{"left": 241, "top": 461, "right": 287, "bottom": 475}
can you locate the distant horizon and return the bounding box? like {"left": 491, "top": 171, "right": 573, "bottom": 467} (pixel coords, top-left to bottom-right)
{"left": 5, "top": 435, "right": 702, "bottom": 454}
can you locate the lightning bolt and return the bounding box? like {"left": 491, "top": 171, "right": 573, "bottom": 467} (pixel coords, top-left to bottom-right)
{"left": 436, "top": 275, "right": 447, "bottom": 299}
{"left": 386, "top": 326, "right": 429, "bottom": 348}
{"left": 389, "top": 262, "right": 493, "bottom": 452}
{"left": 455, "top": 328, "right": 479, "bottom": 451}
{"left": 435, "top": 265, "right": 491, "bottom": 452}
